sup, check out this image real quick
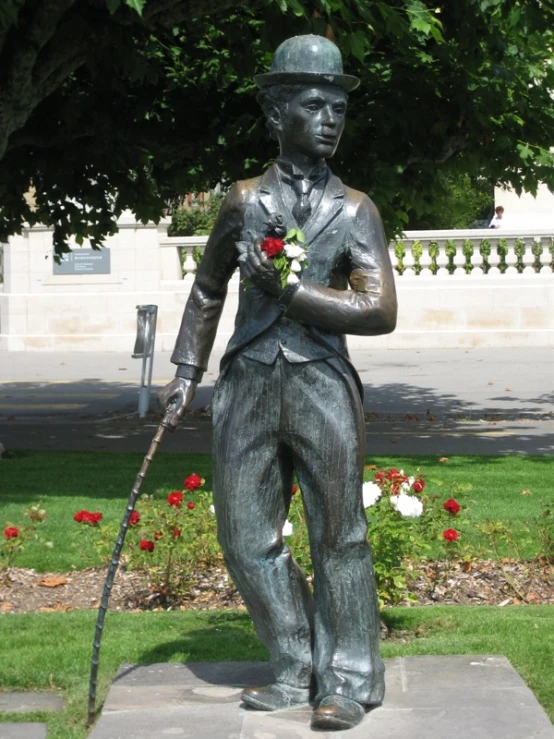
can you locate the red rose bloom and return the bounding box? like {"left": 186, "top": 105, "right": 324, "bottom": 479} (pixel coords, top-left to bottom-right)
{"left": 375, "top": 470, "right": 385, "bottom": 484}
{"left": 443, "top": 498, "right": 461, "bottom": 515}
{"left": 292, "top": 484, "right": 299, "bottom": 495}
{"left": 186, "top": 501, "right": 196, "bottom": 510}
{"left": 154, "top": 531, "right": 162, "bottom": 540}
{"left": 167, "top": 491, "right": 184, "bottom": 507}
{"left": 129, "top": 510, "right": 141, "bottom": 526}
{"left": 443, "top": 528, "right": 459, "bottom": 542}
{"left": 3, "top": 526, "right": 19, "bottom": 539}
{"left": 261, "top": 236, "right": 285, "bottom": 258}
{"left": 139, "top": 539, "right": 155, "bottom": 552}
{"left": 184, "top": 474, "right": 203, "bottom": 491}
{"left": 412, "top": 479, "right": 425, "bottom": 493}
{"left": 74, "top": 510, "right": 102, "bottom": 525}
{"left": 391, "top": 483, "right": 400, "bottom": 496}
{"left": 385, "top": 468, "right": 400, "bottom": 480}
{"left": 172, "top": 528, "right": 181, "bottom": 539}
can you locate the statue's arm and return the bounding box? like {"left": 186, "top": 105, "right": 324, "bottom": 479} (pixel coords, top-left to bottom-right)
{"left": 170, "top": 183, "right": 243, "bottom": 375}
{"left": 280, "top": 194, "right": 397, "bottom": 336}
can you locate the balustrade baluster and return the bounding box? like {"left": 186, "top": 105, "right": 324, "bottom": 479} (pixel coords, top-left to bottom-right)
{"left": 453, "top": 241, "right": 466, "bottom": 276}
{"left": 487, "top": 241, "right": 501, "bottom": 276}
{"left": 436, "top": 240, "right": 449, "bottom": 275}
{"left": 522, "top": 238, "right": 536, "bottom": 274}
{"left": 540, "top": 240, "right": 553, "bottom": 274}
{"left": 403, "top": 242, "right": 416, "bottom": 277}
{"left": 419, "top": 241, "right": 433, "bottom": 276}
{"left": 505, "top": 240, "right": 519, "bottom": 275}
{"left": 182, "top": 250, "right": 197, "bottom": 278}
{"left": 470, "top": 243, "right": 484, "bottom": 276}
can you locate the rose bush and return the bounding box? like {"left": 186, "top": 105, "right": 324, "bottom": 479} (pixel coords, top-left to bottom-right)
{"left": 80, "top": 469, "right": 471, "bottom": 607}
{"left": 1, "top": 504, "right": 49, "bottom": 581}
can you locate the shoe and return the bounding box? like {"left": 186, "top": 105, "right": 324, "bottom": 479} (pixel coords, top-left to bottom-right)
{"left": 241, "top": 683, "right": 310, "bottom": 711}
{"left": 310, "top": 694, "right": 365, "bottom": 731}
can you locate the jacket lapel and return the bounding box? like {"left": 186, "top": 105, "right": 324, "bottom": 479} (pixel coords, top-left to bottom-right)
{"left": 258, "top": 165, "right": 292, "bottom": 230}
{"left": 303, "top": 172, "right": 344, "bottom": 244}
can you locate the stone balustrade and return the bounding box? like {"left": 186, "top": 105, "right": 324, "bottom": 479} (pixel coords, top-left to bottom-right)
{"left": 2, "top": 223, "right": 553, "bottom": 352}
{"left": 161, "top": 229, "right": 554, "bottom": 279}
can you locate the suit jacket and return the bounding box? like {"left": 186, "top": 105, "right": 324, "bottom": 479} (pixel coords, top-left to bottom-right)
{"left": 170, "top": 164, "right": 397, "bottom": 382}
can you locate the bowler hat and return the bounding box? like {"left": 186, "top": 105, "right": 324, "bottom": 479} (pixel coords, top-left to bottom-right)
{"left": 254, "top": 34, "right": 360, "bottom": 92}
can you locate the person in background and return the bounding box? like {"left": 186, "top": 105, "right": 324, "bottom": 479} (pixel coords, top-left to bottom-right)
{"left": 489, "top": 205, "right": 504, "bottom": 228}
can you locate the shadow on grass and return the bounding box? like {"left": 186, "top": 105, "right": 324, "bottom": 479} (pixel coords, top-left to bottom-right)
{"left": 135, "top": 614, "right": 268, "bottom": 667}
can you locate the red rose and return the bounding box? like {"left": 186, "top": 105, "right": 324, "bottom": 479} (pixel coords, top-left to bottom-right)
{"left": 443, "top": 498, "right": 461, "bottom": 515}
{"left": 74, "top": 510, "right": 102, "bottom": 525}
{"left": 129, "top": 510, "right": 141, "bottom": 526}
{"left": 261, "top": 236, "right": 285, "bottom": 258}
{"left": 375, "top": 471, "right": 385, "bottom": 484}
{"left": 172, "top": 528, "right": 181, "bottom": 539}
{"left": 3, "top": 526, "right": 19, "bottom": 539}
{"left": 154, "top": 531, "right": 162, "bottom": 540}
{"left": 385, "top": 468, "right": 401, "bottom": 481}
{"left": 292, "top": 484, "right": 299, "bottom": 495}
{"left": 184, "top": 474, "right": 203, "bottom": 491}
{"left": 391, "top": 483, "right": 400, "bottom": 496}
{"left": 139, "top": 539, "right": 155, "bottom": 552}
{"left": 186, "top": 501, "right": 196, "bottom": 510}
{"left": 443, "top": 528, "right": 459, "bottom": 542}
{"left": 167, "top": 491, "right": 184, "bottom": 507}
{"left": 412, "top": 479, "right": 425, "bottom": 493}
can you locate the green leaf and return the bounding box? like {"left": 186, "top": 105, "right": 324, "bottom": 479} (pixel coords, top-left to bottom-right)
{"left": 124, "top": 0, "right": 146, "bottom": 16}
{"left": 105, "top": 0, "right": 122, "bottom": 12}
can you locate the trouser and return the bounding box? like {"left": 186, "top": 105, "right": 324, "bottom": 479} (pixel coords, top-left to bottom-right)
{"left": 211, "top": 352, "right": 385, "bottom": 705}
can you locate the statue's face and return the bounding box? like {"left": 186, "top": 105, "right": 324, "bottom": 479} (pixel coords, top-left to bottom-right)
{"left": 276, "top": 85, "right": 347, "bottom": 161}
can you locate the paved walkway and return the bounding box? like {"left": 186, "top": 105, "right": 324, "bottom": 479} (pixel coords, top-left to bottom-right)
{"left": 0, "top": 347, "right": 552, "bottom": 455}
{"left": 88, "top": 656, "right": 554, "bottom": 738}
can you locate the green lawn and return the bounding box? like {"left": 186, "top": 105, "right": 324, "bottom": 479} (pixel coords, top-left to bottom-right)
{"left": 1, "top": 606, "right": 554, "bottom": 738}
{"left": 1, "top": 451, "right": 552, "bottom": 570}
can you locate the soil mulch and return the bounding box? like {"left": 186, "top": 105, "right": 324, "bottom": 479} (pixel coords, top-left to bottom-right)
{"left": 1, "top": 558, "right": 553, "bottom": 614}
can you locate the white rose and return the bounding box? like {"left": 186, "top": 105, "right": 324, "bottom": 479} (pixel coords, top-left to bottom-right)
{"left": 283, "top": 519, "right": 294, "bottom": 537}
{"left": 290, "top": 258, "right": 302, "bottom": 273}
{"left": 209, "top": 504, "right": 215, "bottom": 515}
{"left": 390, "top": 493, "right": 423, "bottom": 518}
{"left": 362, "top": 481, "right": 382, "bottom": 508}
{"left": 284, "top": 244, "right": 305, "bottom": 260}
{"left": 287, "top": 273, "right": 299, "bottom": 284}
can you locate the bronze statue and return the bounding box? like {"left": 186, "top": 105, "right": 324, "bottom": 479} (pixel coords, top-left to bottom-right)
{"left": 159, "top": 34, "right": 397, "bottom": 732}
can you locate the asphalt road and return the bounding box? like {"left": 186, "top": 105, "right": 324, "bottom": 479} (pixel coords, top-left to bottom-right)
{"left": 0, "top": 347, "right": 552, "bottom": 455}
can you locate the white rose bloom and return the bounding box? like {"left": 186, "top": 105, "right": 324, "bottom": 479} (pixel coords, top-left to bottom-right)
{"left": 290, "top": 258, "right": 302, "bottom": 273}
{"left": 283, "top": 519, "right": 294, "bottom": 537}
{"left": 287, "top": 273, "right": 299, "bottom": 284}
{"left": 284, "top": 244, "right": 305, "bottom": 259}
{"left": 390, "top": 493, "right": 423, "bottom": 518}
{"left": 362, "top": 481, "right": 382, "bottom": 508}
{"left": 209, "top": 504, "right": 215, "bottom": 515}
{"left": 400, "top": 481, "right": 411, "bottom": 494}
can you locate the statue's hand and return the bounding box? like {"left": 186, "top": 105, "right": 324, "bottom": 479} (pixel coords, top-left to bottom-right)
{"left": 156, "top": 377, "right": 197, "bottom": 430}
{"left": 241, "top": 238, "right": 282, "bottom": 297}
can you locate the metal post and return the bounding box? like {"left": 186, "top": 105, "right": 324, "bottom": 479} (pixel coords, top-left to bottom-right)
{"left": 132, "top": 305, "right": 158, "bottom": 418}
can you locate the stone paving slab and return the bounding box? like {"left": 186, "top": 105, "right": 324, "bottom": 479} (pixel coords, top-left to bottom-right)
{"left": 0, "top": 692, "right": 64, "bottom": 714}
{"left": 88, "top": 655, "right": 554, "bottom": 738}
{"left": 0, "top": 724, "right": 47, "bottom": 739}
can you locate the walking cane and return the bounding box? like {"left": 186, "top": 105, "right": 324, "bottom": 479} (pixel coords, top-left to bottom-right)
{"left": 86, "top": 405, "right": 182, "bottom": 727}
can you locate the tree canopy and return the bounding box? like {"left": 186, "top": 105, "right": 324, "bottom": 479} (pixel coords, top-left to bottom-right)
{"left": 1, "top": 0, "right": 553, "bottom": 253}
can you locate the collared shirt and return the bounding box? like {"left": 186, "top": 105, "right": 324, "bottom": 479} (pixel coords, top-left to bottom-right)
{"left": 275, "top": 157, "right": 328, "bottom": 224}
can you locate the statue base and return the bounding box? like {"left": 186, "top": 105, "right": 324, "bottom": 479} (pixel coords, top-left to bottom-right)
{"left": 88, "top": 656, "right": 554, "bottom": 738}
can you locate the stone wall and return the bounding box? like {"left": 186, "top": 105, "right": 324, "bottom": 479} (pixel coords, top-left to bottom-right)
{"left": 1, "top": 219, "right": 553, "bottom": 352}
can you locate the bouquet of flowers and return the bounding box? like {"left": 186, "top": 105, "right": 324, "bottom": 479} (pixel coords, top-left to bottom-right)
{"left": 237, "top": 213, "right": 308, "bottom": 288}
